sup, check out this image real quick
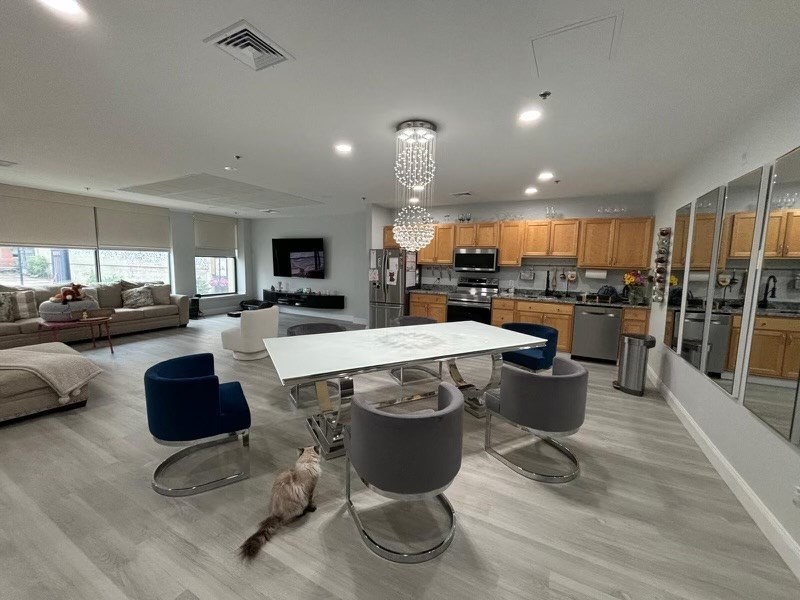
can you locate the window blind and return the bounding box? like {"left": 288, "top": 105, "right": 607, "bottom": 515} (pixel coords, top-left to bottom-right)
{"left": 95, "top": 207, "right": 171, "bottom": 249}
{"left": 194, "top": 216, "right": 237, "bottom": 257}
{"left": 0, "top": 196, "right": 97, "bottom": 248}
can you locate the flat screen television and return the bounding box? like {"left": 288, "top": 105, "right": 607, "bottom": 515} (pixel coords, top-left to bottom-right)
{"left": 272, "top": 238, "right": 325, "bottom": 279}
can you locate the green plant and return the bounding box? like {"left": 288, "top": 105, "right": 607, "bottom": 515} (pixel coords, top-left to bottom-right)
{"left": 24, "top": 255, "right": 51, "bottom": 278}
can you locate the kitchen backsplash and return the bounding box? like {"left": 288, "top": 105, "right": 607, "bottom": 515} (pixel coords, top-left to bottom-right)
{"left": 420, "top": 259, "right": 634, "bottom": 297}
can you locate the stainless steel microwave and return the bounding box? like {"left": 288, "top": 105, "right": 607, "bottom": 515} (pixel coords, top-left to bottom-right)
{"left": 453, "top": 247, "right": 498, "bottom": 272}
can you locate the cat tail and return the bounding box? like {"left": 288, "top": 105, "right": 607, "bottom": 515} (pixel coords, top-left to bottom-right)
{"left": 238, "top": 515, "right": 282, "bottom": 561}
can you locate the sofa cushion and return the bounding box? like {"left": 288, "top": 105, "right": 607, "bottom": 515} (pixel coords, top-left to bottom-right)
{"left": 32, "top": 285, "right": 62, "bottom": 306}
{"left": 11, "top": 290, "right": 38, "bottom": 320}
{"left": 146, "top": 284, "right": 171, "bottom": 305}
{"left": 94, "top": 282, "right": 123, "bottom": 309}
{"left": 0, "top": 293, "right": 13, "bottom": 323}
{"left": 139, "top": 305, "right": 179, "bottom": 318}
{"left": 0, "top": 321, "right": 21, "bottom": 335}
{"left": 16, "top": 317, "right": 44, "bottom": 334}
{"left": 122, "top": 286, "right": 154, "bottom": 308}
{"left": 111, "top": 308, "right": 145, "bottom": 322}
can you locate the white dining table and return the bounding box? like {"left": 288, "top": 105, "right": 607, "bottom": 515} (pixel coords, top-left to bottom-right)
{"left": 264, "top": 320, "right": 546, "bottom": 458}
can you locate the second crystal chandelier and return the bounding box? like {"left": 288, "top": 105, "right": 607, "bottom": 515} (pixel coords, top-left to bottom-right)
{"left": 393, "top": 120, "right": 437, "bottom": 252}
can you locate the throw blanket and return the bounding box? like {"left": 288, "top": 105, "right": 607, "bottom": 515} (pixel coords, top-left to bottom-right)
{"left": 0, "top": 349, "right": 102, "bottom": 404}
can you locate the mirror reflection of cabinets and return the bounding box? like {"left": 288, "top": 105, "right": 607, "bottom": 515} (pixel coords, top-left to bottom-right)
{"left": 666, "top": 145, "right": 800, "bottom": 446}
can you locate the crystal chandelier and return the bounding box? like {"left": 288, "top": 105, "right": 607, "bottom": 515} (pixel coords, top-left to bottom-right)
{"left": 392, "top": 120, "right": 437, "bottom": 252}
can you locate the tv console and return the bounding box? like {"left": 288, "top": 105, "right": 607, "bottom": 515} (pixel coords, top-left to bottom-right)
{"left": 263, "top": 289, "right": 345, "bottom": 310}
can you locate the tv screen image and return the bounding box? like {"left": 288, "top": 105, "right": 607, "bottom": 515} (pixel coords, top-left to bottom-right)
{"left": 273, "top": 238, "right": 325, "bottom": 279}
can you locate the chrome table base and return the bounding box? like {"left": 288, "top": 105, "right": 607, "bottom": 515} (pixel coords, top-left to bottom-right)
{"left": 304, "top": 353, "right": 502, "bottom": 460}
{"left": 345, "top": 457, "right": 456, "bottom": 563}
{"left": 151, "top": 430, "right": 250, "bottom": 496}
{"left": 485, "top": 412, "right": 579, "bottom": 483}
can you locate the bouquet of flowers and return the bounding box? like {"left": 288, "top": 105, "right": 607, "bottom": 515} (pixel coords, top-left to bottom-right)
{"left": 669, "top": 274, "right": 678, "bottom": 287}
{"left": 623, "top": 270, "right": 648, "bottom": 287}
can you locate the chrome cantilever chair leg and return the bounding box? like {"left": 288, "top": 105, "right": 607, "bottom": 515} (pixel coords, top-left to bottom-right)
{"left": 345, "top": 456, "right": 456, "bottom": 564}
{"left": 485, "top": 412, "right": 579, "bottom": 483}
{"left": 152, "top": 430, "right": 250, "bottom": 496}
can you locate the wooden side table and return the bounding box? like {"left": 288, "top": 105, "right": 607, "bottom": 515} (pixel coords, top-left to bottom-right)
{"left": 38, "top": 317, "right": 114, "bottom": 354}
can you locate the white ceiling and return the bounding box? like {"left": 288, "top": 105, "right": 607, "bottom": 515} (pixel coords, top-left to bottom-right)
{"left": 1, "top": 0, "right": 800, "bottom": 218}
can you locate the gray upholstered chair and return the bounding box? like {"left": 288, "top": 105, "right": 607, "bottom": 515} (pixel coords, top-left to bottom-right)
{"left": 388, "top": 315, "right": 442, "bottom": 385}
{"left": 344, "top": 383, "right": 464, "bottom": 563}
{"left": 484, "top": 357, "right": 588, "bottom": 483}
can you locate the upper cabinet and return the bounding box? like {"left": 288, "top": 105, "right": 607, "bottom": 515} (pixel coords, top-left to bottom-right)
{"left": 498, "top": 221, "right": 525, "bottom": 266}
{"left": 522, "top": 219, "right": 579, "bottom": 258}
{"left": 418, "top": 224, "right": 455, "bottom": 264}
{"left": 383, "top": 225, "right": 399, "bottom": 249}
{"left": 578, "top": 217, "right": 654, "bottom": 268}
{"left": 726, "top": 210, "right": 800, "bottom": 259}
{"left": 455, "top": 222, "right": 499, "bottom": 247}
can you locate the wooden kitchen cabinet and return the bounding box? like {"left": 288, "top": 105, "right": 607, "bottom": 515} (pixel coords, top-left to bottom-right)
{"left": 542, "top": 313, "right": 573, "bottom": 352}
{"left": 672, "top": 215, "right": 690, "bottom": 268}
{"left": 383, "top": 225, "right": 399, "bottom": 249}
{"left": 728, "top": 211, "right": 786, "bottom": 258}
{"left": 455, "top": 222, "right": 499, "bottom": 247}
{"left": 577, "top": 219, "right": 615, "bottom": 267}
{"left": 522, "top": 221, "right": 550, "bottom": 256}
{"left": 490, "top": 298, "right": 516, "bottom": 327}
{"left": 417, "top": 225, "right": 455, "bottom": 264}
{"left": 782, "top": 211, "right": 800, "bottom": 257}
{"left": 622, "top": 308, "right": 649, "bottom": 335}
{"left": 726, "top": 326, "right": 740, "bottom": 373}
{"left": 409, "top": 293, "right": 447, "bottom": 323}
{"left": 613, "top": 217, "right": 654, "bottom": 268}
{"left": 522, "top": 219, "right": 579, "bottom": 258}
{"left": 748, "top": 329, "right": 786, "bottom": 377}
{"left": 549, "top": 219, "right": 580, "bottom": 256}
{"left": 498, "top": 221, "right": 525, "bottom": 266}
{"left": 689, "top": 214, "right": 717, "bottom": 270}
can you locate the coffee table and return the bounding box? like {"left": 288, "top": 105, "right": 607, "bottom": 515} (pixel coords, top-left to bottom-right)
{"left": 263, "top": 320, "right": 545, "bottom": 458}
{"left": 38, "top": 317, "right": 114, "bottom": 354}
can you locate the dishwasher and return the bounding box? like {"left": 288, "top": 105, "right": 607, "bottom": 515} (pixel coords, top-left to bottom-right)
{"left": 571, "top": 306, "right": 623, "bottom": 362}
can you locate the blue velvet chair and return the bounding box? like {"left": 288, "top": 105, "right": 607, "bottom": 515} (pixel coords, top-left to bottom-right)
{"left": 144, "top": 353, "right": 251, "bottom": 496}
{"left": 501, "top": 323, "right": 558, "bottom": 371}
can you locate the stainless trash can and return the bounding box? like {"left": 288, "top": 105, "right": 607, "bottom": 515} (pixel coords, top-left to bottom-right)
{"left": 613, "top": 333, "right": 656, "bottom": 396}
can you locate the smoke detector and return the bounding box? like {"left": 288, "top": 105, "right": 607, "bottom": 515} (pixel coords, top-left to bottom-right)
{"left": 204, "top": 20, "right": 293, "bottom": 71}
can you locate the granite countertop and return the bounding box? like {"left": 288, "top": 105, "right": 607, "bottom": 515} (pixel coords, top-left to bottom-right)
{"left": 414, "top": 286, "right": 650, "bottom": 309}
{"left": 668, "top": 304, "right": 800, "bottom": 318}
{"left": 410, "top": 287, "right": 452, "bottom": 296}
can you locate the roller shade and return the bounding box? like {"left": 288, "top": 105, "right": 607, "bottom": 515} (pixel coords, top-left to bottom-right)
{"left": 194, "top": 216, "right": 237, "bottom": 257}
{"left": 96, "top": 207, "right": 171, "bottom": 249}
{"left": 0, "top": 196, "right": 97, "bottom": 248}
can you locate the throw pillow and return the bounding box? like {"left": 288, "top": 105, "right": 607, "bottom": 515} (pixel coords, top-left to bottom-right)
{"left": 94, "top": 282, "right": 123, "bottom": 309}
{"left": 121, "top": 286, "right": 154, "bottom": 308}
{"left": 11, "top": 290, "right": 37, "bottom": 320}
{"left": 146, "top": 284, "right": 171, "bottom": 305}
{"left": 0, "top": 292, "right": 14, "bottom": 322}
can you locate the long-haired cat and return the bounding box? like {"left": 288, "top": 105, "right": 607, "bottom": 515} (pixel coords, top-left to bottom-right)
{"left": 239, "top": 445, "right": 321, "bottom": 561}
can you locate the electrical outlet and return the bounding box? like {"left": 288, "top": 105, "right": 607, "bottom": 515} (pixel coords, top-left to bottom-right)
{"left": 794, "top": 485, "right": 800, "bottom": 508}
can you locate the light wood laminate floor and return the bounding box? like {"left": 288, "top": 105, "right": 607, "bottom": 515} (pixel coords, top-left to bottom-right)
{"left": 0, "top": 314, "right": 797, "bottom": 599}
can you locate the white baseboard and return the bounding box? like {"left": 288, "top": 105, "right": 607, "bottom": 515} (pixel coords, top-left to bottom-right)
{"left": 647, "top": 366, "right": 800, "bottom": 581}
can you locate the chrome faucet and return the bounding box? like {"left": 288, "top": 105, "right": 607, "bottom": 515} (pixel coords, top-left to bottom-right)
{"left": 758, "top": 275, "right": 777, "bottom": 309}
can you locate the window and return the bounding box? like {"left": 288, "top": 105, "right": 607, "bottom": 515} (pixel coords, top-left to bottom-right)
{"left": 0, "top": 246, "right": 97, "bottom": 286}
{"left": 195, "top": 256, "right": 236, "bottom": 295}
{"left": 98, "top": 249, "right": 170, "bottom": 283}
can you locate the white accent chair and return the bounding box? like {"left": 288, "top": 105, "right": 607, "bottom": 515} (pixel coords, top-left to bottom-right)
{"left": 221, "top": 307, "right": 279, "bottom": 360}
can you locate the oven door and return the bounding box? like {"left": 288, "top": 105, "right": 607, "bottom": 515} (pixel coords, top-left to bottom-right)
{"left": 446, "top": 300, "right": 492, "bottom": 324}
{"left": 453, "top": 248, "right": 498, "bottom": 272}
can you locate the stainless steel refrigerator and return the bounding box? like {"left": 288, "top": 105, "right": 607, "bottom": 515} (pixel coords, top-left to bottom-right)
{"left": 369, "top": 249, "right": 418, "bottom": 328}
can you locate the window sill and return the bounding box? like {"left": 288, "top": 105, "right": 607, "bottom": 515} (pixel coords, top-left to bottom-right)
{"left": 198, "top": 293, "right": 242, "bottom": 299}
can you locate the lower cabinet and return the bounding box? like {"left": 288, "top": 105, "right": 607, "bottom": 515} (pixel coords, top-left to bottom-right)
{"left": 725, "top": 316, "right": 800, "bottom": 379}
{"left": 409, "top": 293, "right": 447, "bottom": 323}
{"left": 490, "top": 299, "right": 515, "bottom": 327}
{"left": 491, "top": 299, "right": 573, "bottom": 353}
{"left": 621, "top": 308, "right": 650, "bottom": 335}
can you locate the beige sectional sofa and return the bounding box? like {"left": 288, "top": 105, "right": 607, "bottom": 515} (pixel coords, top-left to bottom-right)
{"left": 0, "top": 282, "right": 189, "bottom": 349}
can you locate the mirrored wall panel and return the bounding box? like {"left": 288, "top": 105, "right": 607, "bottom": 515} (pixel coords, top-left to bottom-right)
{"left": 710, "top": 167, "right": 763, "bottom": 394}
{"left": 743, "top": 148, "right": 800, "bottom": 442}
{"left": 679, "top": 189, "right": 721, "bottom": 373}
{"left": 665, "top": 202, "right": 691, "bottom": 350}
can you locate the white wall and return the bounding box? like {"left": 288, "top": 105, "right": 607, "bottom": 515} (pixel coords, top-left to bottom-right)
{"left": 649, "top": 82, "right": 800, "bottom": 568}
{"left": 251, "top": 211, "right": 369, "bottom": 323}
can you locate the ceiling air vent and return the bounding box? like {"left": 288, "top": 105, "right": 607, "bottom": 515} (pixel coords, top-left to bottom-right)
{"left": 0, "top": 160, "right": 17, "bottom": 167}
{"left": 450, "top": 192, "right": 473, "bottom": 198}
{"left": 204, "top": 19, "right": 292, "bottom": 71}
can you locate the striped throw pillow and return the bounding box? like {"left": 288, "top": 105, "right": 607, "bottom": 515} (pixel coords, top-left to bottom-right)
{"left": 11, "top": 290, "right": 38, "bottom": 320}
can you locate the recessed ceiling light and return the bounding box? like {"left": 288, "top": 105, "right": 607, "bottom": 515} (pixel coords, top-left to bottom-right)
{"left": 538, "top": 171, "right": 554, "bottom": 182}
{"left": 223, "top": 166, "right": 237, "bottom": 171}
{"left": 518, "top": 109, "right": 542, "bottom": 123}
{"left": 37, "top": 0, "right": 88, "bottom": 21}
{"left": 409, "top": 197, "right": 420, "bottom": 204}
{"left": 335, "top": 143, "right": 352, "bottom": 154}
{"left": 524, "top": 187, "right": 538, "bottom": 195}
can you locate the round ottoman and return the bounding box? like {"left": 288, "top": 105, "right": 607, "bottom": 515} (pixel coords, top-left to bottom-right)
{"left": 286, "top": 323, "right": 347, "bottom": 336}
{"left": 38, "top": 299, "right": 100, "bottom": 322}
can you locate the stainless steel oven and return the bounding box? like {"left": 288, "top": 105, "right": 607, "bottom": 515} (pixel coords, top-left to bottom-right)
{"left": 446, "top": 300, "right": 492, "bottom": 324}
{"left": 453, "top": 247, "right": 498, "bottom": 272}
{"left": 446, "top": 277, "right": 498, "bottom": 324}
